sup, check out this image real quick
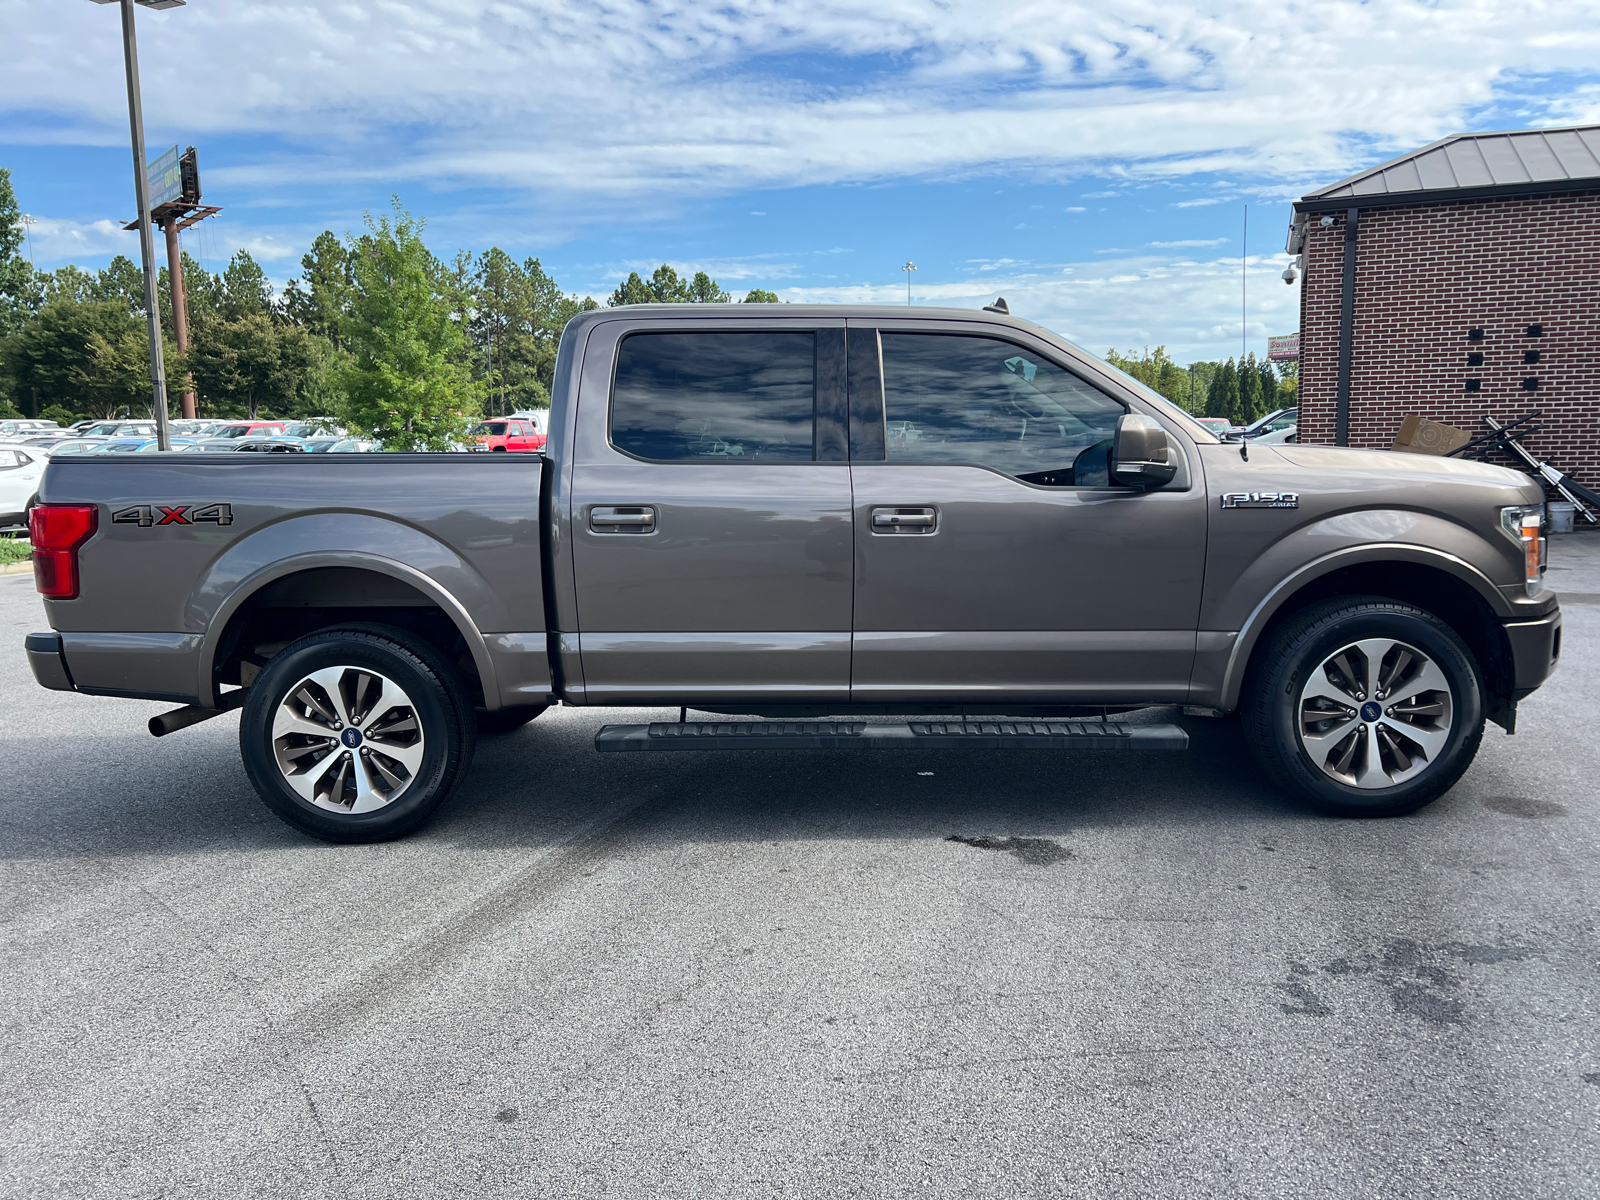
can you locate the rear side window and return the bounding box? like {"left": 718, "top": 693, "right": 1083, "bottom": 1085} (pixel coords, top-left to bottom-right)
{"left": 880, "top": 333, "right": 1125, "bottom": 486}
{"left": 612, "top": 332, "right": 816, "bottom": 461}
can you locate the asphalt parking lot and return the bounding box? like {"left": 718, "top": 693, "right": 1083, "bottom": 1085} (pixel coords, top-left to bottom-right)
{"left": 3, "top": 544, "right": 1598, "bottom": 1200}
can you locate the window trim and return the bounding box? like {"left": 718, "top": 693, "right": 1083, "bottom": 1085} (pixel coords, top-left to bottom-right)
{"left": 604, "top": 328, "right": 833, "bottom": 466}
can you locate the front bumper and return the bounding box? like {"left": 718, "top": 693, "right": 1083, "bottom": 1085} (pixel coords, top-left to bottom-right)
{"left": 25, "top": 632, "right": 75, "bottom": 692}
{"left": 1505, "top": 606, "right": 1562, "bottom": 699}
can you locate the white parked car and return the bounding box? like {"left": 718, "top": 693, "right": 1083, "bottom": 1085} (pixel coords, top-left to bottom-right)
{"left": 0, "top": 443, "right": 48, "bottom": 528}
{"left": 1235, "top": 407, "right": 1298, "bottom": 445}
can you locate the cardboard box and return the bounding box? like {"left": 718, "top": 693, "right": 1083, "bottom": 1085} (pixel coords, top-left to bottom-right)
{"left": 1391, "top": 414, "right": 1471, "bottom": 456}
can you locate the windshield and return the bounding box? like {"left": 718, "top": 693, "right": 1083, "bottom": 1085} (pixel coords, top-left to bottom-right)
{"left": 214, "top": 425, "right": 256, "bottom": 438}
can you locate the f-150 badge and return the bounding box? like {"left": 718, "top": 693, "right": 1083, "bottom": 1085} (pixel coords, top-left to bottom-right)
{"left": 1220, "top": 492, "right": 1298, "bottom": 509}
{"left": 112, "top": 503, "right": 234, "bottom": 527}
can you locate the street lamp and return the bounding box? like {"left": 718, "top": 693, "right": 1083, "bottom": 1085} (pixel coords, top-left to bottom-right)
{"left": 901, "top": 261, "right": 916, "bottom": 306}
{"left": 89, "top": 0, "right": 186, "bottom": 450}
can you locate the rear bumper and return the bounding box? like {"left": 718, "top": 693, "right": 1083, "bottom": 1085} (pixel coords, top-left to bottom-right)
{"left": 25, "top": 632, "right": 75, "bottom": 692}
{"left": 1505, "top": 607, "right": 1562, "bottom": 699}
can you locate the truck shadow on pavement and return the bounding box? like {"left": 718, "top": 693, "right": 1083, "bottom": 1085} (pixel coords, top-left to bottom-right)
{"left": 1, "top": 708, "right": 1383, "bottom": 862}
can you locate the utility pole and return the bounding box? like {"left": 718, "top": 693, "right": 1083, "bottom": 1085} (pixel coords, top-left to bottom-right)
{"left": 901, "top": 261, "right": 916, "bottom": 306}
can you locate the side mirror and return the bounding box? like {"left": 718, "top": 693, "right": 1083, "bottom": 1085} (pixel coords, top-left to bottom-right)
{"left": 1111, "top": 413, "right": 1177, "bottom": 488}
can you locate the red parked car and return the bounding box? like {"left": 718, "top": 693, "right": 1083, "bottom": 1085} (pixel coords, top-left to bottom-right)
{"left": 470, "top": 418, "right": 545, "bottom": 452}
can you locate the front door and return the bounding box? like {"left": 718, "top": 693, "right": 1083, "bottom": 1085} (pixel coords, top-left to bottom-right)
{"left": 570, "top": 320, "right": 854, "bottom": 705}
{"left": 847, "top": 320, "right": 1208, "bottom": 707}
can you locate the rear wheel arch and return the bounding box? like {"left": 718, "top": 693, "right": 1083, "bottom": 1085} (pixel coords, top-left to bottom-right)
{"left": 205, "top": 560, "right": 499, "bottom": 711}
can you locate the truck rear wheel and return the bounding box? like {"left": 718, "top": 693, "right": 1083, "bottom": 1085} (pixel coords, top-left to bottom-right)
{"left": 1243, "top": 597, "right": 1485, "bottom": 818}
{"left": 239, "top": 627, "right": 475, "bottom": 842}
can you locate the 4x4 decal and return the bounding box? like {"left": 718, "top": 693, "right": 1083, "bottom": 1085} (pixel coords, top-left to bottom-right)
{"left": 111, "top": 503, "right": 234, "bottom": 528}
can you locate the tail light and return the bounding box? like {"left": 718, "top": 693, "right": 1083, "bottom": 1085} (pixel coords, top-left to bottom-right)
{"left": 30, "top": 505, "right": 98, "bottom": 600}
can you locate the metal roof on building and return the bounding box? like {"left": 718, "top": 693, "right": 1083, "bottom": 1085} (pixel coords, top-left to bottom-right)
{"left": 1296, "top": 124, "right": 1600, "bottom": 211}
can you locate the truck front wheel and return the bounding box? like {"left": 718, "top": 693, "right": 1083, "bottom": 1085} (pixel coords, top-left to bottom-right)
{"left": 1243, "top": 597, "right": 1485, "bottom": 817}
{"left": 239, "top": 627, "right": 476, "bottom": 842}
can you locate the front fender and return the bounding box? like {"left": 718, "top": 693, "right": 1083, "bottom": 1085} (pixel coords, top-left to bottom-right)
{"left": 1206, "top": 510, "right": 1525, "bottom": 712}
{"left": 190, "top": 514, "right": 502, "bottom": 708}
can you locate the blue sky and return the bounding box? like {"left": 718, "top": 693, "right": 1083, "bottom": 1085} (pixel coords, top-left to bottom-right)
{"left": 4, "top": 0, "right": 1599, "bottom": 363}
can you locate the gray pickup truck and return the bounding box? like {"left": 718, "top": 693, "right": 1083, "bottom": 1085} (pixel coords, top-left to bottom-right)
{"left": 24, "top": 305, "right": 1561, "bottom": 841}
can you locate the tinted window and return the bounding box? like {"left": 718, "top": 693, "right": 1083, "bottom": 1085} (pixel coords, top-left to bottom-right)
{"left": 474, "top": 422, "right": 508, "bottom": 436}
{"left": 612, "top": 332, "right": 815, "bottom": 461}
{"left": 880, "top": 334, "right": 1125, "bottom": 486}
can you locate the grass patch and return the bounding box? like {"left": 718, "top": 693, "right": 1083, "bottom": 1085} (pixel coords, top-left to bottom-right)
{"left": 0, "top": 539, "right": 33, "bottom": 566}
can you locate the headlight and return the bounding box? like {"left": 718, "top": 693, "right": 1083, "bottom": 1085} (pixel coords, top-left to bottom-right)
{"left": 1499, "top": 503, "right": 1546, "bottom": 598}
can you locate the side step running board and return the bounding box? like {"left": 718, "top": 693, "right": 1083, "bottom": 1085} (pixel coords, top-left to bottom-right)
{"left": 595, "top": 720, "right": 1188, "bottom": 753}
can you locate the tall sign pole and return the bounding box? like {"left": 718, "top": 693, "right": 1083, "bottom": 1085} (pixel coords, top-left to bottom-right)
{"left": 117, "top": 0, "right": 172, "bottom": 449}
{"left": 162, "top": 219, "right": 194, "bottom": 419}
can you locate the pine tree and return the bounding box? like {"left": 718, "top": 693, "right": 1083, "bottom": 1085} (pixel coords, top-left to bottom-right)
{"left": 1239, "top": 352, "right": 1261, "bottom": 423}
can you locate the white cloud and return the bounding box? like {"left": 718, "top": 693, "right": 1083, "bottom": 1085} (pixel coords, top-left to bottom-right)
{"left": 1175, "top": 198, "right": 1230, "bottom": 208}
{"left": 782, "top": 249, "right": 1301, "bottom": 361}
{"left": 5, "top": 0, "right": 1599, "bottom": 205}
{"left": 20, "top": 216, "right": 132, "bottom": 261}
{"left": 1149, "top": 237, "right": 1229, "bottom": 247}
{"left": 1064, "top": 206, "right": 1086, "bottom": 212}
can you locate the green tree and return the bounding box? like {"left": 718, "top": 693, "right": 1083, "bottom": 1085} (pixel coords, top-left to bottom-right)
{"left": 1239, "top": 352, "right": 1262, "bottom": 423}
{"left": 0, "top": 167, "right": 36, "bottom": 339}
{"left": 188, "top": 313, "right": 313, "bottom": 419}
{"left": 283, "top": 231, "right": 352, "bottom": 346}
{"left": 468, "top": 247, "right": 533, "bottom": 417}
{"left": 1105, "top": 345, "right": 1188, "bottom": 406}
{"left": 335, "top": 201, "right": 477, "bottom": 450}
{"left": 2, "top": 299, "right": 176, "bottom": 418}
{"left": 1206, "top": 358, "right": 1241, "bottom": 423}
{"left": 219, "top": 251, "right": 273, "bottom": 321}
{"left": 608, "top": 263, "right": 729, "bottom": 306}
{"left": 742, "top": 288, "right": 781, "bottom": 304}
{"left": 1255, "top": 355, "right": 1279, "bottom": 416}
{"left": 524, "top": 256, "right": 596, "bottom": 394}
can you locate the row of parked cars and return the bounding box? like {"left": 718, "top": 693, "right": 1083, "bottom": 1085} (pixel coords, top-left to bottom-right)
{"left": 0, "top": 418, "right": 375, "bottom": 528}
{"left": 0, "top": 411, "right": 552, "bottom": 528}
{"left": 1190, "top": 407, "right": 1299, "bottom": 444}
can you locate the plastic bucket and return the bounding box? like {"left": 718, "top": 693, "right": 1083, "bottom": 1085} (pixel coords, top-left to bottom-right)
{"left": 1549, "top": 501, "right": 1577, "bottom": 534}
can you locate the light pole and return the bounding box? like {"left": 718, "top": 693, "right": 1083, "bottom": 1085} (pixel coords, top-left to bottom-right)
{"left": 89, "top": 0, "right": 185, "bottom": 450}
{"left": 901, "top": 261, "right": 916, "bottom": 306}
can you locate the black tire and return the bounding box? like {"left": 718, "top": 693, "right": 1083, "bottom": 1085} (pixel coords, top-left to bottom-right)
{"left": 240, "top": 626, "right": 476, "bottom": 843}
{"left": 1243, "top": 597, "right": 1485, "bottom": 818}
{"left": 476, "top": 705, "right": 547, "bottom": 734}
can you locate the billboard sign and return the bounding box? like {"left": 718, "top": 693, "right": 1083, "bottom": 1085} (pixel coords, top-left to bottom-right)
{"left": 1268, "top": 333, "right": 1300, "bottom": 361}
{"left": 147, "top": 145, "right": 182, "bottom": 210}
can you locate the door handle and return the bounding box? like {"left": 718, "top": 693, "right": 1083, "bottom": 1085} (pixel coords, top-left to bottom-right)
{"left": 589, "top": 505, "right": 656, "bottom": 533}
{"left": 870, "top": 506, "right": 938, "bottom": 533}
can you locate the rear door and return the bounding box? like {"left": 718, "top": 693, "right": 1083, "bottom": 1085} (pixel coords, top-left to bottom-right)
{"left": 846, "top": 319, "right": 1208, "bottom": 706}
{"left": 569, "top": 318, "right": 853, "bottom": 705}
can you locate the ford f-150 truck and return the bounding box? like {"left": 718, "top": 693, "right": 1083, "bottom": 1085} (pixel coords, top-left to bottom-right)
{"left": 24, "top": 305, "right": 1562, "bottom": 842}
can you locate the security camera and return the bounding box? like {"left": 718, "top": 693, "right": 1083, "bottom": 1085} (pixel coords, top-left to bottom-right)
{"left": 1319, "top": 215, "right": 1335, "bottom": 227}
{"left": 1282, "top": 264, "right": 1298, "bottom": 285}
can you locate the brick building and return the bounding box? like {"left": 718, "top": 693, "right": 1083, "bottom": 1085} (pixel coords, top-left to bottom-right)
{"left": 1288, "top": 124, "right": 1600, "bottom": 480}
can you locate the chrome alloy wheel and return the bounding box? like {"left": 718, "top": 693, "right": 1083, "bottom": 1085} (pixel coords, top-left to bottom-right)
{"left": 1298, "top": 638, "right": 1455, "bottom": 789}
{"left": 271, "top": 666, "right": 425, "bottom": 813}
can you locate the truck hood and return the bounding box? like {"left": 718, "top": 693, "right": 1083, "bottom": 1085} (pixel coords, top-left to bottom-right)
{"left": 1270, "top": 443, "right": 1531, "bottom": 489}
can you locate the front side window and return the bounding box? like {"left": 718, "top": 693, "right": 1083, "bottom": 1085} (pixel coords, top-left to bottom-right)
{"left": 880, "top": 333, "right": 1126, "bottom": 486}
{"left": 612, "top": 332, "right": 815, "bottom": 462}
{"left": 474, "top": 422, "right": 508, "bottom": 436}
